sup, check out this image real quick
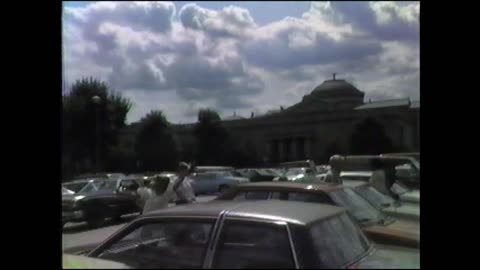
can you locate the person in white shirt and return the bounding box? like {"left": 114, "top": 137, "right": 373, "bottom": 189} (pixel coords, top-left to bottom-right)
{"left": 142, "top": 176, "right": 174, "bottom": 213}
{"left": 142, "top": 162, "right": 196, "bottom": 213}
{"left": 136, "top": 180, "right": 154, "bottom": 210}
{"left": 173, "top": 162, "right": 196, "bottom": 205}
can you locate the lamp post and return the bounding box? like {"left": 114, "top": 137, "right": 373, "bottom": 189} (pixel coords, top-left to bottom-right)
{"left": 92, "top": 95, "right": 102, "bottom": 174}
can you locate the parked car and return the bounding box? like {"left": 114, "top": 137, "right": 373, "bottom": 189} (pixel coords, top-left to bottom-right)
{"left": 63, "top": 186, "right": 75, "bottom": 195}
{"left": 62, "top": 177, "right": 143, "bottom": 228}
{"left": 278, "top": 160, "right": 317, "bottom": 173}
{"left": 216, "top": 182, "right": 419, "bottom": 248}
{"left": 189, "top": 171, "right": 249, "bottom": 195}
{"left": 62, "top": 254, "right": 131, "bottom": 269}
{"left": 63, "top": 254, "right": 131, "bottom": 269}
{"left": 340, "top": 171, "right": 373, "bottom": 182}
{"left": 341, "top": 180, "right": 395, "bottom": 210}
{"left": 330, "top": 155, "right": 420, "bottom": 203}
{"left": 330, "top": 155, "right": 420, "bottom": 191}
{"left": 62, "top": 179, "right": 92, "bottom": 194}
{"left": 236, "top": 168, "right": 284, "bottom": 182}
{"left": 86, "top": 200, "right": 419, "bottom": 268}
{"left": 194, "top": 166, "right": 235, "bottom": 173}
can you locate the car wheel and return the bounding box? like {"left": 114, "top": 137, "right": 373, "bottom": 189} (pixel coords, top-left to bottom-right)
{"left": 112, "top": 215, "right": 123, "bottom": 222}
{"left": 218, "top": 185, "right": 229, "bottom": 193}
{"left": 87, "top": 216, "right": 105, "bottom": 228}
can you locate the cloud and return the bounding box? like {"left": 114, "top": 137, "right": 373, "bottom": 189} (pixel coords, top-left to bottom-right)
{"left": 179, "top": 3, "right": 256, "bottom": 38}
{"left": 325, "top": 1, "right": 420, "bottom": 42}
{"left": 65, "top": 2, "right": 176, "bottom": 33}
{"left": 63, "top": 1, "right": 420, "bottom": 123}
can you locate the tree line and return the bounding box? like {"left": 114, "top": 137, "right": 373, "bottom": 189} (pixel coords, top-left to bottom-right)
{"left": 62, "top": 78, "right": 405, "bottom": 180}
{"left": 62, "top": 78, "right": 260, "bottom": 180}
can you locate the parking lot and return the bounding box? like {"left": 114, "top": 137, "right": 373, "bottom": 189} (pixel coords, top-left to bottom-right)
{"left": 62, "top": 195, "right": 217, "bottom": 252}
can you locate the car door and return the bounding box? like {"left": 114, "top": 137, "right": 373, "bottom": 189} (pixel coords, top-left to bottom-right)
{"left": 209, "top": 218, "right": 298, "bottom": 269}
{"left": 116, "top": 179, "right": 141, "bottom": 213}
{"left": 89, "top": 217, "right": 216, "bottom": 268}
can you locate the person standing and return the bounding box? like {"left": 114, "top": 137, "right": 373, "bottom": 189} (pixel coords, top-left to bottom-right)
{"left": 142, "top": 176, "right": 173, "bottom": 213}
{"left": 142, "top": 162, "right": 196, "bottom": 213}
{"left": 174, "top": 162, "right": 196, "bottom": 205}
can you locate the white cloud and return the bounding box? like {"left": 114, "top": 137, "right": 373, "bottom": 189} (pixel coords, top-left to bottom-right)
{"left": 63, "top": 1, "right": 420, "bottom": 123}
{"left": 179, "top": 3, "right": 256, "bottom": 38}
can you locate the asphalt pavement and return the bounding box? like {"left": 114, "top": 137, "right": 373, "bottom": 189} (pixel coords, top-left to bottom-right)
{"left": 62, "top": 194, "right": 217, "bottom": 253}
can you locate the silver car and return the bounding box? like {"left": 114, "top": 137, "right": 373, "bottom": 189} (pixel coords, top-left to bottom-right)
{"left": 190, "top": 171, "right": 249, "bottom": 195}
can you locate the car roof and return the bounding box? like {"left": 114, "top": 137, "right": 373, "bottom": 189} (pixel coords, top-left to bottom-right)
{"left": 63, "top": 179, "right": 94, "bottom": 184}
{"left": 341, "top": 180, "right": 370, "bottom": 188}
{"left": 234, "top": 181, "right": 343, "bottom": 193}
{"left": 144, "top": 200, "right": 345, "bottom": 226}
{"left": 340, "top": 171, "right": 372, "bottom": 176}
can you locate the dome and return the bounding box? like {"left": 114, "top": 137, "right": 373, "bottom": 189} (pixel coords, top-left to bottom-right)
{"left": 311, "top": 79, "right": 364, "bottom": 98}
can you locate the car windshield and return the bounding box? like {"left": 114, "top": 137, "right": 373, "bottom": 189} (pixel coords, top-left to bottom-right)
{"left": 310, "top": 213, "right": 371, "bottom": 268}
{"left": 79, "top": 179, "right": 117, "bottom": 194}
{"left": 285, "top": 168, "right": 306, "bottom": 177}
{"left": 329, "top": 188, "right": 382, "bottom": 225}
{"left": 63, "top": 181, "right": 90, "bottom": 193}
{"left": 354, "top": 185, "right": 394, "bottom": 209}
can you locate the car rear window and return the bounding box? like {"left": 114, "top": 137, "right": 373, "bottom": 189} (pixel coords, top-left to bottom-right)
{"left": 310, "top": 213, "right": 371, "bottom": 268}
{"left": 212, "top": 219, "right": 295, "bottom": 269}
{"left": 96, "top": 220, "right": 214, "bottom": 269}
{"left": 232, "top": 191, "right": 270, "bottom": 200}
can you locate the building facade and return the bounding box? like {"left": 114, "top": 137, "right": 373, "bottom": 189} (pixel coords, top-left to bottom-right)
{"left": 174, "top": 78, "right": 420, "bottom": 164}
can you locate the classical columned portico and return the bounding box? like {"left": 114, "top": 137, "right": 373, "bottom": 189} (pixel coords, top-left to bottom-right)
{"left": 267, "top": 136, "right": 313, "bottom": 162}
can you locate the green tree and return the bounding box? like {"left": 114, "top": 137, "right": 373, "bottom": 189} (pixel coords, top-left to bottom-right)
{"left": 62, "top": 77, "right": 132, "bottom": 178}
{"left": 194, "top": 109, "right": 229, "bottom": 165}
{"left": 349, "top": 118, "right": 396, "bottom": 155}
{"left": 322, "top": 141, "right": 344, "bottom": 163}
{"left": 134, "top": 110, "right": 179, "bottom": 171}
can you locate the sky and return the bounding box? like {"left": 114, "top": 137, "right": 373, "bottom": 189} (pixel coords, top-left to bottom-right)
{"left": 63, "top": 1, "right": 420, "bottom": 124}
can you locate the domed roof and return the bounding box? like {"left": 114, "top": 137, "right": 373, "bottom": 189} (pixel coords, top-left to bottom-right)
{"left": 311, "top": 79, "right": 364, "bottom": 97}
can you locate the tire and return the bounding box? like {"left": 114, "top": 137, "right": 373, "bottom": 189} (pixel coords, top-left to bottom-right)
{"left": 218, "top": 185, "right": 229, "bottom": 193}
{"left": 87, "top": 215, "right": 105, "bottom": 228}
{"left": 112, "top": 215, "right": 123, "bottom": 222}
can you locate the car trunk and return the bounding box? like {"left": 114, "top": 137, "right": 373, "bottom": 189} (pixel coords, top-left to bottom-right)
{"left": 357, "top": 244, "right": 419, "bottom": 268}
{"left": 362, "top": 219, "right": 420, "bottom": 248}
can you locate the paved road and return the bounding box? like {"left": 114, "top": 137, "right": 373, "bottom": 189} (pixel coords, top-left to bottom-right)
{"left": 62, "top": 195, "right": 217, "bottom": 253}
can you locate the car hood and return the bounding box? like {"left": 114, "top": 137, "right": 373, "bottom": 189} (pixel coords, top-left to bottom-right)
{"left": 63, "top": 254, "right": 131, "bottom": 269}
{"left": 62, "top": 191, "right": 115, "bottom": 201}
{"left": 358, "top": 244, "right": 419, "bottom": 268}
{"left": 382, "top": 202, "right": 420, "bottom": 221}
{"left": 362, "top": 219, "right": 420, "bottom": 248}
{"left": 226, "top": 177, "right": 250, "bottom": 182}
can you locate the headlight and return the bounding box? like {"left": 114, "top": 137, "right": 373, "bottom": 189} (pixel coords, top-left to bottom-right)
{"left": 74, "top": 195, "right": 85, "bottom": 201}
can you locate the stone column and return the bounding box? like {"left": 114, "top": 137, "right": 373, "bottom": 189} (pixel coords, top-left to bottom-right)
{"left": 278, "top": 139, "right": 285, "bottom": 162}
{"left": 290, "top": 138, "right": 297, "bottom": 161}
{"left": 304, "top": 138, "right": 311, "bottom": 159}
{"left": 265, "top": 140, "right": 272, "bottom": 164}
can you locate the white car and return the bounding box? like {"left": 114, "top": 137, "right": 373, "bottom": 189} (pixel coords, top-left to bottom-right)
{"left": 189, "top": 171, "right": 249, "bottom": 195}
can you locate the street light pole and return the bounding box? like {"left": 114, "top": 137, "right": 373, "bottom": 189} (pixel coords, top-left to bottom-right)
{"left": 92, "top": 95, "right": 102, "bottom": 174}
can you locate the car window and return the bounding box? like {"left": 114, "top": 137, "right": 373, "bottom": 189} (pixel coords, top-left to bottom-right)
{"left": 232, "top": 191, "right": 270, "bottom": 201}
{"left": 329, "top": 188, "right": 381, "bottom": 224}
{"left": 354, "top": 185, "right": 394, "bottom": 209}
{"left": 63, "top": 182, "right": 89, "bottom": 193}
{"left": 96, "top": 220, "right": 214, "bottom": 269}
{"left": 286, "top": 192, "right": 333, "bottom": 204}
{"left": 194, "top": 173, "right": 216, "bottom": 181}
{"left": 212, "top": 220, "right": 295, "bottom": 269}
{"left": 121, "top": 180, "right": 140, "bottom": 190}
{"left": 310, "top": 213, "right": 370, "bottom": 268}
